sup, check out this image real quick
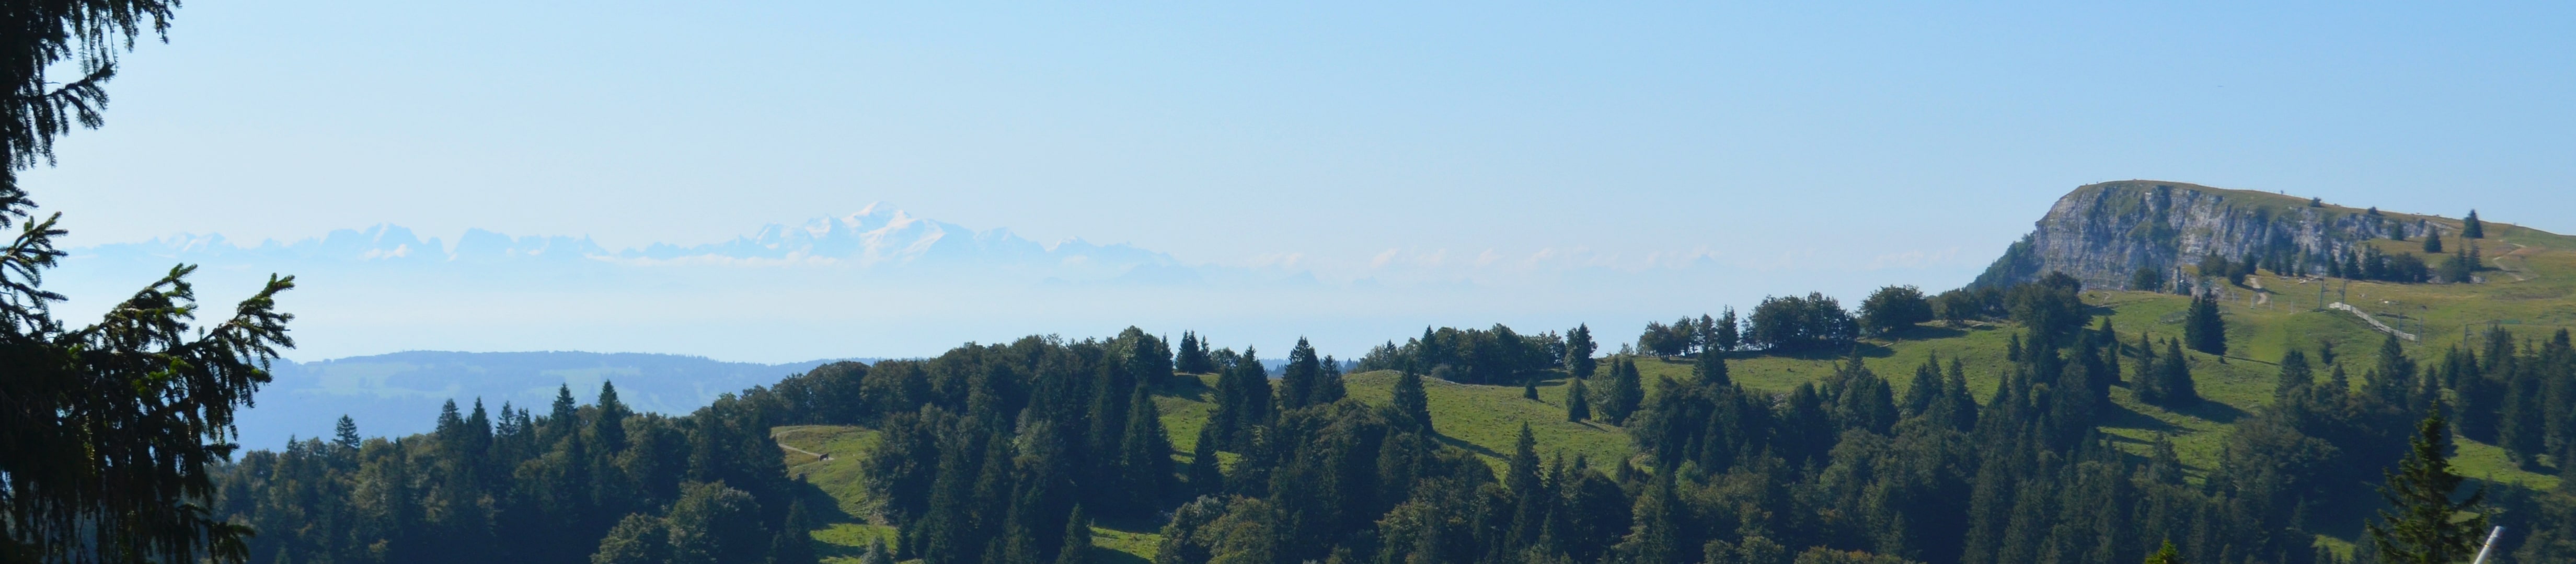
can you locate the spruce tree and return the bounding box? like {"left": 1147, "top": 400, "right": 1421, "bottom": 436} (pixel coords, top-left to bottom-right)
{"left": 1393, "top": 369, "right": 1435, "bottom": 433}
{"left": 2143, "top": 540, "right": 2181, "bottom": 564}
{"left": 1715, "top": 308, "right": 1741, "bottom": 353}
{"left": 334, "top": 415, "right": 363, "bottom": 452}
{"left": 2463, "top": 210, "right": 2484, "bottom": 239}
{"left": 1186, "top": 427, "right": 1224, "bottom": 496}
{"left": 1120, "top": 382, "right": 1174, "bottom": 511}
{"left": 1693, "top": 348, "right": 1729, "bottom": 387}
{"left": 2422, "top": 230, "right": 2443, "bottom": 253}
{"left": 2367, "top": 405, "right": 2488, "bottom": 564}
{"left": 1054, "top": 506, "right": 1093, "bottom": 564}
{"left": 1603, "top": 357, "right": 1645, "bottom": 425}
{"left": 2184, "top": 292, "right": 2226, "bottom": 356}
{"left": 1280, "top": 338, "right": 1323, "bottom": 411}
{"left": 1566, "top": 377, "right": 1591, "bottom": 422}
{"left": 2275, "top": 349, "right": 2312, "bottom": 401}
{"left": 770, "top": 499, "right": 820, "bottom": 564}
{"left": 1566, "top": 324, "right": 1600, "bottom": 378}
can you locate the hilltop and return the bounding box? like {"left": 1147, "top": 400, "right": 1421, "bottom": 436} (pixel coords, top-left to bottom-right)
{"left": 1970, "top": 180, "right": 2566, "bottom": 291}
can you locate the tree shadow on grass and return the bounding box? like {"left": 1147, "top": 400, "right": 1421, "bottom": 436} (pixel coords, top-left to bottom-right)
{"left": 787, "top": 477, "right": 856, "bottom": 524}
{"left": 1157, "top": 375, "right": 1213, "bottom": 402}
{"left": 1435, "top": 435, "right": 1503, "bottom": 458}
{"left": 2166, "top": 398, "right": 2250, "bottom": 424}
{"left": 1089, "top": 546, "right": 1152, "bottom": 564}
{"left": 2097, "top": 402, "right": 2186, "bottom": 435}
{"left": 1886, "top": 325, "right": 1969, "bottom": 341}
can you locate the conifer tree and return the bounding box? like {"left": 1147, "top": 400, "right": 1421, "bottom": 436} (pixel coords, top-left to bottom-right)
{"left": 2275, "top": 349, "right": 2312, "bottom": 401}
{"left": 1602, "top": 357, "right": 1645, "bottom": 425}
{"left": 1566, "top": 377, "right": 1592, "bottom": 422}
{"left": 2463, "top": 210, "right": 2484, "bottom": 239}
{"left": 1120, "top": 382, "right": 1174, "bottom": 511}
{"left": 1715, "top": 307, "right": 1741, "bottom": 353}
{"left": 335, "top": 415, "right": 363, "bottom": 452}
{"left": 2422, "top": 230, "right": 2443, "bottom": 254}
{"left": 1054, "top": 506, "right": 1092, "bottom": 564}
{"left": 2156, "top": 339, "right": 2199, "bottom": 407}
{"left": 1280, "top": 338, "right": 1324, "bottom": 411}
{"left": 2367, "top": 405, "right": 2487, "bottom": 564}
{"left": 1565, "top": 324, "right": 1599, "bottom": 378}
{"left": 1693, "top": 348, "right": 1729, "bottom": 387}
{"left": 2143, "top": 540, "right": 2181, "bottom": 564}
{"left": 2184, "top": 293, "right": 2226, "bottom": 356}
{"left": 1393, "top": 369, "right": 1435, "bottom": 433}
{"left": 770, "top": 498, "right": 820, "bottom": 564}
{"left": 2098, "top": 317, "right": 2122, "bottom": 385}
{"left": 1186, "top": 427, "right": 1224, "bottom": 496}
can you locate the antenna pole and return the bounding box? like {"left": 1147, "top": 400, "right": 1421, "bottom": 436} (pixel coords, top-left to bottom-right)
{"left": 2472, "top": 526, "right": 2504, "bottom": 564}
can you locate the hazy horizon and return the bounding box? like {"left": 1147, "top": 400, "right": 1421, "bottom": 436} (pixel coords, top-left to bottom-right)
{"left": 21, "top": 2, "right": 2576, "bottom": 362}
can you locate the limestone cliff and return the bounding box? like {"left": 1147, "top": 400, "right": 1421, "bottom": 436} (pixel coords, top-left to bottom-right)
{"left": 1970, "top": 181, "right": 2466, "bottom": 290}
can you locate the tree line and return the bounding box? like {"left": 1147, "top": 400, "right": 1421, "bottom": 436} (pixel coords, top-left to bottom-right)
{"left": 206, "top": 289, "right": 2559, "bottom": 564}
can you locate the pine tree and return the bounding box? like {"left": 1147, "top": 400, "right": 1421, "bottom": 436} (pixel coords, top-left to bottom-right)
{"left": 1120, "top": 382, "right": 1174, "bottom": 511}
{"left": 1280, "top": 338, "right": 1324, "bottom": 411}
{"left": 2423, "top": 230, "right": 2443, "bottom": 254}
{"left": 1715, "top": 308, "right": 1741, "bottom": 353}
{"left": 1187, "top": 426, "right": 1224, "bottom": 496}
{"left": 1054, "top": 505, "right": 1092, "bottom": 564}
{"left": 334, "top": 415, "right": 363, "bottom": 452}
{"left": 2143, "top": 540, "right": 2182, "bottom": 564}
{"left": 2463, "top": 210, "right": 2485, "bottom": 239}
{"left": 2275, "top": 349, "right": 2312, "bottom": 401}
{"left": 1393, "top": 370, "right": 1435, "bottom": 433}
{"left": 1603, "top": 357, "right": 1645, "bottom": 425}
{"left": 2184, "top": 293, "right": 2226, "bottom": 356}
{"left": 770, "top": 498, "right": 820, "bottom": 564}
{"left": 1566, "top": 324, "right": 1599, "bottom": 378}
{"left": 1566, "top": 377, "right": 1592, "bottom": 422}
{"left": 1693, "top": 348, "right": 1729, "bottom": 387}
{"left": 2367, "top": 405, "right": 2488, "bottom": 564}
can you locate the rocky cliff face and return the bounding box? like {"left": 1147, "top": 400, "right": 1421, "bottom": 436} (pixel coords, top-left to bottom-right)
{"left": 1970, "top": 181, "right": 2460, "bottom": 290}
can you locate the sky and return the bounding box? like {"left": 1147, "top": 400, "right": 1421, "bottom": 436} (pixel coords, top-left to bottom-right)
{"left": 18, "top": 2, "right": 2576, "bottom": 362}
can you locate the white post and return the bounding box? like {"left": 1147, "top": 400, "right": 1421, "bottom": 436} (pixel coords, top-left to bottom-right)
{"left": 2472, "top": 525, "right": 2503, "bottom": 564}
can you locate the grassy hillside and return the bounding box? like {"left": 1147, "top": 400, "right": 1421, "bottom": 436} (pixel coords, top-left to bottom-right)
{"left": 772, "top": 212, "right": 2576, "bottom": 561}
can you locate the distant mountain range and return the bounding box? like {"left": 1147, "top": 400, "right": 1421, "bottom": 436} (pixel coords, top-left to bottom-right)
{"left": 78, "top": 204, "right": 1204, "bottom": 285}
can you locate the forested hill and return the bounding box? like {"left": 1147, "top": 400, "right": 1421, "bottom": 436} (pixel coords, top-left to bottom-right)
{"left": 1970, "top": 180, "right": 2569, "bottom": 290}
{"left": 209, "top": 189, "right": 2576, "bottom": 564}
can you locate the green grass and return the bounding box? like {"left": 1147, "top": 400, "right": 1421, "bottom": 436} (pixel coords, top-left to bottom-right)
{"left": 774, "top": 220, "right": 2576, "bottom": 559}
{"left": 1341, "top": 370, "right": 1635, "bottom": 472}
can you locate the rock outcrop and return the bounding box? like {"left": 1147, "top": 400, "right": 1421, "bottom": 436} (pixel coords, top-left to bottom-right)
{"left": 1971, "top": 181, "right": 2464, "bottom": 290}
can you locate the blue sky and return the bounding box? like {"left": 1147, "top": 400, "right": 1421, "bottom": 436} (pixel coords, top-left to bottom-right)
{"left": 19, "top": 2, "right": 2576, "bottom": 361}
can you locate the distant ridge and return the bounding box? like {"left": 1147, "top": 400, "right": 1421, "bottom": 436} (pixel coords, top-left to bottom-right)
{"left": 1970, "top": 180, "right": 2554, "bottom": 290}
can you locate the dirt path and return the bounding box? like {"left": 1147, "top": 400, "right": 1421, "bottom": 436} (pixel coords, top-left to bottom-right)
{"left": 2493, "top": 242, "right": 2536, "bottom": 281}
{"left": 2248, "top": 277, "right": 2271, "bottom": 306}
{"left": 778, "top": 442, "right": 830, "bottom": 460}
